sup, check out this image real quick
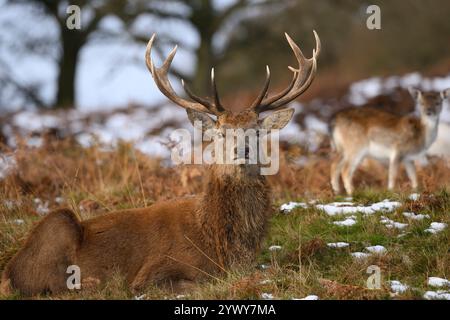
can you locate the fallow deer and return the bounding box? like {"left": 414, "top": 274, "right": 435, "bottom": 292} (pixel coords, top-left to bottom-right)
{"left": 0, "top": 32, "right": 320, "bottom": 296}
{"left": 330, "top": 88, "right": 449, "bottom": 195}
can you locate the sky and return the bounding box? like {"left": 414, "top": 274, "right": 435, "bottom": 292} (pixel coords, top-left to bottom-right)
{"left": 0, "top": 0, "right": 239, "bottom": 112}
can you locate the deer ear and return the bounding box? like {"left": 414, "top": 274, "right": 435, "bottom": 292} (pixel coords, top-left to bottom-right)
{"left": 186, "top": 109, "right": 216, "bottom": 131}
{"left": 441, "top": 88, "right": 450, "bottom": 100}
{"left": 259, "top": 108, "right": 294, "bottom": 130}
{"left": 408, "top": 87, "right": 422, "bottom": 100}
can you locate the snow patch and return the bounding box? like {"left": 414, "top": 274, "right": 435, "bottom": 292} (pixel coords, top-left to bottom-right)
{"left": 12, "top": 219, "right": 24, "bottom": 225}
{"left": 380, "top": 216, "right": 408, "bottom": 230}
{"left": 293, "top": 295, "right": 319, "bottom": 300}
{"left": 402, "top": 212, "right": 430, "bottom": 220}
{"left": 425, "top": 222, "right": 447, "bottom": 234}
{"left": 365, "top": 245, "right": 386, "bottom": 254}
{"left": 317, "top": 199, "right": 400, "bottom": 216}
{"left": 390, "top": 280, "right": 409, "bottom": 294}
{"left": 261, "top": 293, "right": 274, "bottom": 300}
{"left": 268, "top": 245, "right": 282, "bottom": 252}
{"left": 280, "top": 202, "right": 308, "bottom": 213}
{"left": 333, "top": 217, "right": 357, "bottom": 227}
{"left": 408, "top": 193, "right": 420, "bottom": 201}
{"left": 423, "top": 291, "right": 450, "bottom": 300}
{"left": 351, "top": 252, "right": 371, "bottom": 259}
{"left": 428, "top": 277, "right": 450, "bottom": 288}
{"left": 327, "top": 242, "right": 350, "bottom": 248}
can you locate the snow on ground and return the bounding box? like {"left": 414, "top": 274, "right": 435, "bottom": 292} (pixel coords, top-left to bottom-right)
{"left": 425, "top": 222, "right": 447, "bottom": 234}
{"left": 293, "top": 295, "right": 319, "bottom": 300}
{"left": 390, "top": 280, "right": 409, "bottom": 294}
{"left": 5, "top": 104, "right": 189, "bottom": 161}
{"left": 380, "top": 216, "right": 408, "bottom": 230}
{"left": 34, "top": 198, "right": 50, "bottom": 215}
{"left": 333, "top": 216, "right": 357, "bottom": 227}
{"left": 365, "top": 245, "right": 387, "bottom": 254}
{"left": 428, "top": 277, "right": 450, "bottom": 288}
{"left": 316, "top": 200, "right": 401, "bottom": 216}
{"left": 351, "top": 252, "right": 371, "bottom": 260}
{"left": 423, "top": 290, "right": 450, "bottom": 300}
{"left": 408, "top": 193, "right": 420, "bottom": 201}
{"left": 402, "top": 212, "right": 430, "bottom": 220}
{"left": 348, "top": 72, "right": 450, "bottom": 109}
{"left": 12, "top": 219, "right": 24, "bottom": 225}
{"left": 261, "top": 293, "right": 274, "bottom": 300}
{"left": 268, "top": 245, "right": 282, "bottom": 252}
{"left": 327, "top": 242, "right": 349, "bottom": 248}
{"left": 280, "top": 201, "right": 308, "bottom": 213}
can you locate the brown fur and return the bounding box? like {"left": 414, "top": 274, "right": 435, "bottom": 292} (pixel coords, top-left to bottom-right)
{"left": 330, "top": 89, "right": 448, "bottom": 194}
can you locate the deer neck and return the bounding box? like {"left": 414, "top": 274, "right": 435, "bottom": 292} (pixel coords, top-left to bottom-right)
{"left": 420, "top": 113, "right": 440, "bottom": 148}
{"left": 198, "top": 165, "right": 272, "bottom": 268}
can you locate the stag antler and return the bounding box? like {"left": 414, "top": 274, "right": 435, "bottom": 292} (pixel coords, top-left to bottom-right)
{"left": 255, "top": 31, "right": 321, "bottom": 113}
{"left": 146, "top": 34, "right": 224, "bottom": 115}
{"left": 146, "top": 32, "right": 320, "bottom": 115}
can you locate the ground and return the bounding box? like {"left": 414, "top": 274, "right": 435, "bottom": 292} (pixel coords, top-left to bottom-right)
{"left": 0, "top": 139, "right": 449, "bottom": 300}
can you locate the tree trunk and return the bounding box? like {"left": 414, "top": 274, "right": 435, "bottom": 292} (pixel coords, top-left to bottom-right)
{"left": 193, "top": 34, "right": 214, "bottom": 95}
{"left": 55, "top": 29, "right": 84, "bottom": 109}
{"left": 190, "top": 0, "right": 216, "bottom": 96}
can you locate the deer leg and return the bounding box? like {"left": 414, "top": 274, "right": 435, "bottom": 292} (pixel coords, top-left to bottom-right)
{"left": 341, "top": 152, "right": 365, "bottom": 195}
{"left": 331, "top": 153, "right": 345, "bottom": 194}
{"left": 130, "top": 259, "right": 165, "bottom": 292}
{"left": 131, "top": 259, "right": 198, "bottom": 294}
{"left": 2, "top": 209, "right": 82, "bottom": 296}
{"left": 388, "top": 153, "right": 400, "bottom": 190}
{"left": 0, "top": 278, "right": 12, "bottom": 296}
{"left": 404, "top": 160, "right": 418, "bottom": 189}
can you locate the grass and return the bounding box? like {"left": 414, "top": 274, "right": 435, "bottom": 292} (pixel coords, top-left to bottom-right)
{"left": 0, "top": 139, "right": 449, "bottom": 300}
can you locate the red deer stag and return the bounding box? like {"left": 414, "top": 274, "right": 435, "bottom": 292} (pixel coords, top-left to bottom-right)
{"left": 1, "top": 32, "right": 320, "bottom": 296}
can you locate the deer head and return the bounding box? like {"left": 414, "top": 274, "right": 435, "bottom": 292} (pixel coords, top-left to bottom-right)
{"left": 145, "top": 32, "right": 320, "bottom": 175}
{"left": 409, "top": 87, "right": 450, "bottom": 119}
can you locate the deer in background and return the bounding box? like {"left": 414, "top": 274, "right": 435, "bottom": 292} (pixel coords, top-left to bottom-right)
{"left": 330, "top": 88, "right": 449, "bottom": 195}
{"left": 1, "top": 32, "right": 320, "bottom": 296}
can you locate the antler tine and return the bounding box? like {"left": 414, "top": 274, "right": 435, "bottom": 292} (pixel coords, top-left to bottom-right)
{"left": 145, "top": 34, "right": 218, "bottom": 115}
{"left": 249, "top": 65, "right": 271, "bottom": 110}
{"left": 145, "top": 33, "right": 156, "bottom": 75}
{"left": 256, "top": 31, "right": 320, "bottom": 112}
{"left": 256, "top": 70, "right": 298, "bottom": 112}
{"left": 211, "top": 68, "right": 225, "bottom": 112}
{"left": 313, "top": 30, "right": 321, "bottom": 58}
{"left": 181, "top": 79, "right": 215, "bottom": 109}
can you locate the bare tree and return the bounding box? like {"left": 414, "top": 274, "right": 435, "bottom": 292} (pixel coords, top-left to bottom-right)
{"left": 0, "top": 0, "right": 283, "bottom": 109}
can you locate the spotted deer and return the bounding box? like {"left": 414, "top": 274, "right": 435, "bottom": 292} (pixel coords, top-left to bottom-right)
{"left": 1, "top": 32, "right": 320, "bottom": 296}
{"left": 330, "top": 88, "right": 449, "bottom": 195}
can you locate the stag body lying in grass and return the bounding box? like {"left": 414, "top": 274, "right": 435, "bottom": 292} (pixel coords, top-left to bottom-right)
{"left": 0, "top": 32, "right": 320, "bottom": 296}
{"left": 330, "top": 88, "right": 449, "bottom": 195}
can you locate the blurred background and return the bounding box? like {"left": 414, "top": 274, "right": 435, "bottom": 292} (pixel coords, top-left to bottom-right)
{"left": 0, "top": 0, "right": 449, "bottom": 162}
